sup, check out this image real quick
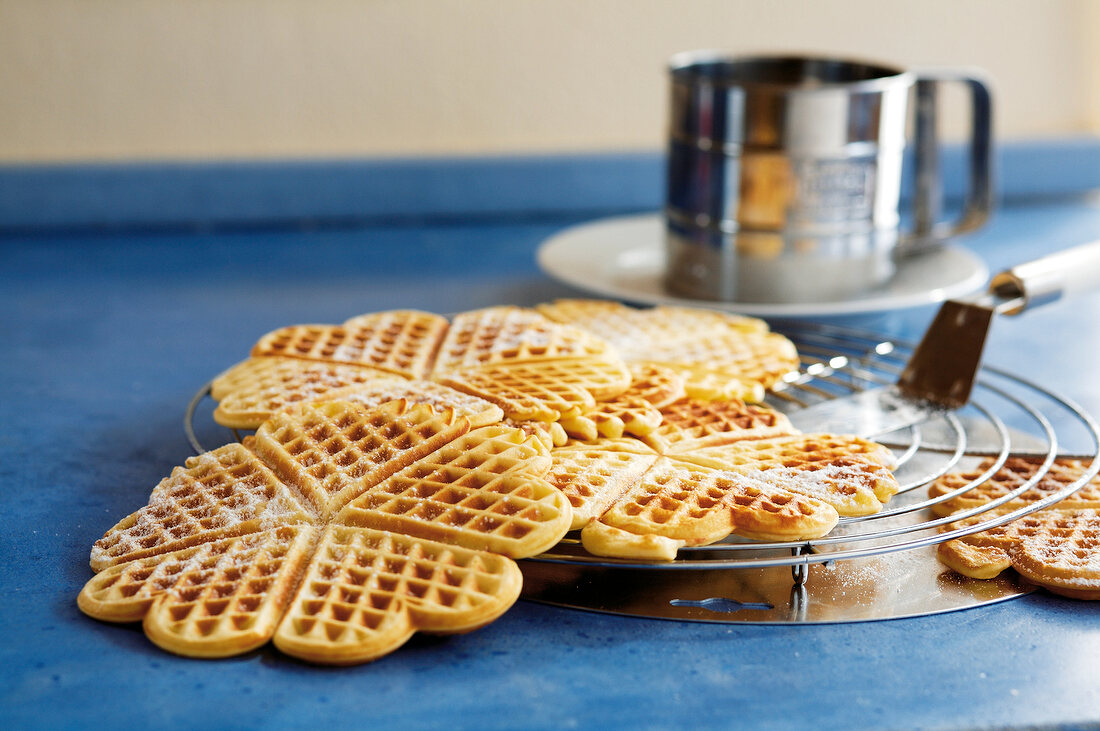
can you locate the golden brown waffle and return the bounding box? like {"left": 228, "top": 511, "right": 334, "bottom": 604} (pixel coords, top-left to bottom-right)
{"left": 679, "top": 434, "right": 899, "bottom": 516}
{"left": 317, "top": 380, "right": 504, "bottom": 428}
{"left": 934, "top": 458, "right": 1100, "bottom": 598}
{"left": 643, "top": 397, "right": 797, "bottom": 453}
{"left": 80, "top": 400, "right": 573, "bottom": 664}
{"left": 431, "top": 306, "right": 615, "bottom": 373}
{"left": 557, "top": 364, "right": 686, "bottom": 441}
{"left": 1009, "top": 509, "right": 1100, "bottom": 599}
{"left": 81, "top": 526, "right": 317, "bottom": 656}
{"left": 90, "top": 443, "right": 314, "bottom": 572}
{"left": 546, "top": 439, "right": 660, "bottom": 529}
{"left": 536, "top": 299, "right": 768, "bottom": 351}
{"left": 210, "top": 357, "right": 405, "bottom": 429}
{"left": 437, "top": 359, "right": 632, "bottom": 422}
{"left": 272, "top": 525, "right": 523, "bottom": 664}
{"left": 336, "top": 425, "right": 571, "bottom": 557}
{"left": 249, "top": 399, "right": 470, "bottom": 520}
{"left": 582, "top": 457, "right": 840, "bottom": 559}
{"left": 535, "top": 299, "right": 798, "bottom": 402}
{"left": 251, "top": 310, "right": 449, "bottom": 379}
{"left": 928, "top": 456, "right": 1100, "bottom": 517}
{"left": 644, "top": 332, "right": 799, "bottom": 402}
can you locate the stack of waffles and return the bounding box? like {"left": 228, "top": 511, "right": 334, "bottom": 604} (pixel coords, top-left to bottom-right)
{"left": 79, "top": 300, "right": 904, "bottom": 664}
{"left": 932, "top": 457, "right": 1100, "bottom": 599}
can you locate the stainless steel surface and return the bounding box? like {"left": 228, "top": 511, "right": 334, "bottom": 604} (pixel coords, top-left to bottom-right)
{"left": 520, "top": 544, "right": 1031, "bottom": 624}
{"left": 663, "top": 53, "right": 993, "bottom": 303}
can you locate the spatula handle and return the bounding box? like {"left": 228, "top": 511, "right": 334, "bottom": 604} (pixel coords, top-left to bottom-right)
{"left": 990, "top": 239, "right": 1100, "bottom": 314}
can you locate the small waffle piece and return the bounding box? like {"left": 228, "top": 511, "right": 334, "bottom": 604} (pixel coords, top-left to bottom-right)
{"left": 546, "top": 439, "right": 660, "bottom": 529}
{"left": 81, "top": 526, "right": 317, "bottom": 657}
{"left": 336, "top": 425, "right": 571, "bottom": 558}
{"left": 211, "top": 357, "right": 405, "bottom": 429}
{"left": 251, "top": 310, "right": 449, "bottom": 379}
{"left": 249, "top": 400, "right": 470, "bottom": 519}
{"left": 643, "top": 397, "right": 797, "bottom": 453}
{"left": 558, "top": 364, "right": 686, "bottom": 441}
{"left": 934, "top": 458, "right": 1100, "bottom": 598}
{"left": 90, "top": 443, "right": 314, "bottom": 571}
{"left": 437, "top": 359, "right": 632, "bottom": 422}
{"left": 582, "top": 457, "right": 840, "bottom": 559}
{"left": 431, "top": 306, "right": 615, "bottom": 374}
{"left": 272, "top": 525, "right": 523, "bottom": 665}
{"left": 504, "top": 418, "right": 569, "bottom": 449}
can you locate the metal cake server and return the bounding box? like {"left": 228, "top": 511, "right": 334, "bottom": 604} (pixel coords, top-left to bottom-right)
{"left": 787, "top": 240, "right": 1100, "bottom": 438}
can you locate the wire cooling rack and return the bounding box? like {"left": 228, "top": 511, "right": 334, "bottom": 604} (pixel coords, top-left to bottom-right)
{"left": 519, "top": 321, "right": 1100, "bottom": 623}
{"left": 184, "top": 321, "right": 1100, "bottom": 623}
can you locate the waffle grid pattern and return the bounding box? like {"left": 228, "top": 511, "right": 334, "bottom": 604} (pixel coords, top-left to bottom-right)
{"left": 80, "top": 399, "right": 572, "bottom": 664}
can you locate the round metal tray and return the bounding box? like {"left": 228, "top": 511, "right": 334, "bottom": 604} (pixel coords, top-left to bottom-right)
{"left": 186, "top": 321, "right": 1100, "bottom": 624}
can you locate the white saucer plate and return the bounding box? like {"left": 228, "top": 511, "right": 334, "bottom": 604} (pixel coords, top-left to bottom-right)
{"left": 537, "top": 213, "right": 990, "bottom": 317}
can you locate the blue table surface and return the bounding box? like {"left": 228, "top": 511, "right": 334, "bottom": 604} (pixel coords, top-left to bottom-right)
{"left": 3, "top": 191, "right": 1100, "bottom": 730}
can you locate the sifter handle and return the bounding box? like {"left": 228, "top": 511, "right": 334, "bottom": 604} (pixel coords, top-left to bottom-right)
{"left": 990, "top": 240, "right": 1100, "bottom": 314}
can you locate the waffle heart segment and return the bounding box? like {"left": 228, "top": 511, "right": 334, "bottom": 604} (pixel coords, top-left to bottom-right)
{"left": 272, "top": 525, "right": 524, "bottom": 665}
{"left": 211, "top": 356, "right": 406, "bottom": 429}
{"left": 90, "top": 443, "right": 315, "bottom": 572}
{"left": 535, "top": 298, "right": 798, "bottom": 402}
{"left": 581, "top": 457, "right": 840, "bottom": 560}
{"left": 928, "top": 456, "right": 1100, "bottom": 518}
{"left": 437, "top": 358, "right": 632, "bottom": 423}
{"left": 557, "top": 363, "right": 686, "bottom": 441}
{"left": 248, "top": 399, "right": 470, "bottom": 520}
{"left": 251, "top": 310, "right": 449, "bottom": 379}
{"left": 315, "top": 380, "right": 505, "bottom": 428}
{"left": 335, "top": 425, "right": 572, "bottom": 558}
{"left": 430, "top": 306, "right": 617, "bottom": 374}
{"left": 677, "top": 434, "right": 900, "bottom": 517}
{"left": 80, "top": 526, "right": 317, "bottom": 657}
{"left": 642, "top": 397, "right": 797, "bottom": 453}
{"left": 545, "top": 439, "right": 660, "bottom": 530}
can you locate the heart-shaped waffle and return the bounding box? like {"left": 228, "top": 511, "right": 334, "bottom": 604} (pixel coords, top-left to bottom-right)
{"left": 934, "top": 457, "right": 1100, "bottom": 598}
{"left": 430, "top": 306, "right": 615, "bottom": 373}
{"left": 581, "top": 457, "right": 840, "bottom": 560}
{"left": 211, "top": 357, "right": 406, "bottom": 429}
{"left": 436, "top": 358, "right": 631, "bottom": 422}
{"left": 272, "top": 525, "right": 524, "bottom": 665}
{"left": 536, "top": 298, "right": 798, "bottom": 402}
{"left": 79, "top": 399, "right": 572, "bottom": 664}
{"left": 251, "top": 310, "right": 449, "bottom": 379}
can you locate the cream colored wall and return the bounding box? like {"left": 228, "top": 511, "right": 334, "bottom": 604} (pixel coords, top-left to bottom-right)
{"left": 1, "top": 0, "right": 1097, "bottom": 163}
